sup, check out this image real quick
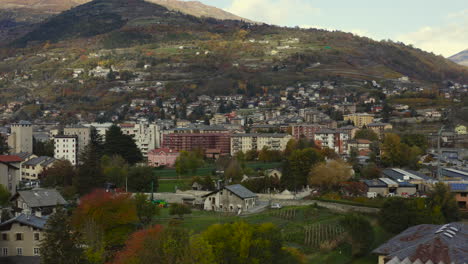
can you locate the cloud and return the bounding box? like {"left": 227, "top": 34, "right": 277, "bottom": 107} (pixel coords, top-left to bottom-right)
{"left": 225, "top": 0, "right": 320, "bottom": 26}
{"left": 397, "top": 10, "right": 468, "bottom": 57}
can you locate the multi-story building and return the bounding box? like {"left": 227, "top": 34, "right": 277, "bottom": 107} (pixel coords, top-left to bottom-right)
{"left": 291, "top": 124, "right": 323, "bottom": 140}
{"left": 343, "top": 113, "right": 374, "bottom": 128}
{"left": 53, "top": 135, "right": 78, "bottom": 166}
{"left": 83, "top": 123, "right": 113, "bottom": 139}
{"left": 163, "top": 133, "right": 231, "bottom": 155}
{"left": 367, "top": 123, "right": 393, "bottom": 138}
{"left": 230, "top": 133, "right": 292, "bottom": 155}
{"left": 7, "top": 121, "right": 33, "bottom": 154}
{"left": 0, "top": 213, "right": 46, "bottom": 259}
{"left": 210, "top": 114, "right": 228, "bottom": 125}
{"left": 314, "top": 129, "right": 349, "bottom": 155}
{"left": 21, "top": 156, "right": 56, "bottom": 181}
{"left": 0, "top": 155, "right": 22, "bottom": 193}
{"left": 64, "top": 125, "right": 91, "bottom": 156}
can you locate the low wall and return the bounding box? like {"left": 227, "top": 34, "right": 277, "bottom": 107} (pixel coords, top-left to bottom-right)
{"left": 269, "top": 199, "right": 380, "bottom": 214}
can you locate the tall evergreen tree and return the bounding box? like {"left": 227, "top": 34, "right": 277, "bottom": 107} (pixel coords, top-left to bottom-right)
{"left": 103, "top": 125, "right": 143, "bottom": 165}
{"left": 76, "top": 144, "right": 105, "bottom": 195}
{"left": 40, "top": 208, "right": 86, "bottom": 264}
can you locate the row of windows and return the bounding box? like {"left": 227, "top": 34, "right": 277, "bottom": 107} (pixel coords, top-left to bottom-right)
{"left": 1, "top": 233, "right": 40, "bottom": 241}
{"left": 2, "top": 247, "right": 39, "bottom": 256}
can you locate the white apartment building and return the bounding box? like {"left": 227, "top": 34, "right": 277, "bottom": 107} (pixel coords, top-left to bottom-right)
{"left": 54, "top": 136, "right": 78, "bottom": 166}
{"left": 314, "top": 129, "right": 349, "bottom": 155}
{"left": 230, "top": 133, "right": 292, "bottom": 156}
{"left": 83, "top": 122, "right": 113, "bottom": 139}
{"left": 8, "top": 121, "right": 33, "bottom": 154}
{"left": 119, "top": 122, "right": 163, "bottom": 158}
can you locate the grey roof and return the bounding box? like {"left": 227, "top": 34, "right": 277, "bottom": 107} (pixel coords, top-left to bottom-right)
{"left": 16, "top": 120, "right": 32, "bottom": 125}
{"left": 15, "top": 189, "right": 67, "bottom": 208}
{"left": 441, "top": 168, "right": 468, "bottom": 181}
{"left": 23, "top": 156, "right": 55, "bottom": 167}
{"left": 224, "top": 184, "right": 257, "bottom": 199}
{"left": 383, "top": 169, "right": 433, "bottom": 182}
{"left": 0, "top": 213, "right": 47, "bottom": 230}
{"left": 11, "top": 152, "right": 34, "bottom": 160}
{"left": 373, "top": 223, "right": 468, "bottom": 264}
{"left": 231, "top": 133, "right": 289, "bottom": 138}
{"left": 363, "top": 179, "right": 387, "bottom": 188}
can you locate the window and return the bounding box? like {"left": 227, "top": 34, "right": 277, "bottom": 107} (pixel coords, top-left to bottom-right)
{"left": 16, "top": 233, "right": 23, "bottom": 241}
{"left": 1, "top": 233, "right": 8, "bottom": 241}
{"left": 2, "top": 248, "right": 7, "bottom": 256}
{"left": 34, "top": 248, "right": 40, "bottom": 256}
{"left": 17, "top": 248, "right": 22, "bottom": 256}
{"left": 34, "top": 233, "right": 40, "bottom": 241}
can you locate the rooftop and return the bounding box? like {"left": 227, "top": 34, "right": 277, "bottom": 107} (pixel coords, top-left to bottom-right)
{"left": 373, "top": 223, "right": 468, "bottom": 264}
{"left": 225, "top": 184, "right": 257, "bottom": 199}
{"left": 0, "top": 155, "right": 23, "bottom": 163}
{"left": 0, "top": 213, "right": 47, "bottom": 230}
{"left": 13, "top": 188, "right": 67, "bottom": 208}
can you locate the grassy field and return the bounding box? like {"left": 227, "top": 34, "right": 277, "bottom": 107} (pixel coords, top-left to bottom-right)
{"left": 151, "top": 205, "right": 392, "bottom": 264}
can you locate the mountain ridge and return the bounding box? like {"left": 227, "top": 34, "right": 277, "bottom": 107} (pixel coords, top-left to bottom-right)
{"left": 449, "top": 49, "right": 468, "bottom": 67}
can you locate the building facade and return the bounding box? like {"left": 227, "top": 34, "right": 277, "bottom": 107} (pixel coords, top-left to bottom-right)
{"left": 230, "top": 133, "right": 292, "bottom": 156}
{"left": 344, "top": 113, "right": 374, "bottom": 128}
{"left": 63, "top": 126, "right": 91, "bottom": 156}
{"left": 147, "top": 148, "right": 180, "bottom": 167}
{"left": 163, "top": 133, "right": 231, "bottom": 155}
{"left": 0, "top": 155, "right": 22, "bottom": 193}
{"left": 53, "top": 136, "right": 78, "bottom": 166}
{"left": 8, "top": 121, "right": 33, "bottom": 154}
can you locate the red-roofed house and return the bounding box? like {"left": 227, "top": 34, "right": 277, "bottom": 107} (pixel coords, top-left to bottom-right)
{"left": 148, "top": 148, "right": 180, "bottom": 168}
{"left": 0, "top": 155, "right": 22, "bottom": 193}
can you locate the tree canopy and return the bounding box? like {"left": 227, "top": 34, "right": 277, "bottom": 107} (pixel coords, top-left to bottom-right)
{"left": 104, "top": 125, "right": 143, "bottom": 165}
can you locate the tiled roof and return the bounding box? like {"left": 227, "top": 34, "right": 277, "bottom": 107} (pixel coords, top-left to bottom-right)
{"left": 23, "top": 156, "right": 55, "bottom": 166}
{"left": 0, "top": 213, "right": 47, "bottom": 230}
{"left": 15, "top": 189, "right": 67, "bottom": 208}
{"left": 373, "top": 223, "right": 468, "bottom": 264}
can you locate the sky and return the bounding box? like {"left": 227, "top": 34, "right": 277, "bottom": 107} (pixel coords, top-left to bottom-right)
{"left": 190, "top": 0, "right": 468, "bottom": 57}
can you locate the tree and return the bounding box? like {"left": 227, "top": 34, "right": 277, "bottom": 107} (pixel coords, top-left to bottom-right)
{"left": 127, "top": 166, "right": 157, "bottom": 193}
{"left": 40, "top": 207, "right": 86, "bottom": 264}
{"left": 41, "top": 160, "right": 76, "bottom": 188}
{"left": 339, "top": 214, "right": 374, "bottom": 256}
{"left": 224, "top": 159, "right": 243, "bottom": 182}
{"left": 381, "top": 133, "right": 403, "bottom": 166}
{"left": 245, "top": 149, "right": 258, "bottom": 161}
{"left": 258, "top": 147, "right": 283, "bottom": 162}
{"left": 402, "top": 134, "right": 428, "bottom": 152}
{"left": 175, "top": 151, "right": 204, "bottom": 177}
{"left": 200, "top": 221, "right": 301, "bottom": 264}
{"left": 0, "top": 184, "right": 10, "bottom": 206}
{"left": 360, "top": 163, "right": 381, "bottom": 179}
{"left": 427, "top": 183, "right": 460, "bottom": 222}
{"left": 104, "top": 125, "right": 142, "bottom": 165}
{"left": 0, "top": 133, "right": 9, "bottom": 154}
{"left": 33, "top": 138, "right": 54, "bottom": 156}
{"left": 354, "top": 129, "right": 379, "bottom": 141}
{"left": 169, "top": 203, "right": 192, "bottom": 218}
{"left": 101, "top": 155, "right": 129, "bottom": 189}
{"left": 73, "top": 190, "right": 138, "bottom": 263}
{"left": 134, "top": 193, "right": 160, "bottom": 226}
{"left": 309, "top": 160, "right": 353, "bottom": 191}
{"left": 282, "top": 148, "right": 324, "bottom": 190}
{"left": 76, "top": 144, "right": 105, "bottom": 195}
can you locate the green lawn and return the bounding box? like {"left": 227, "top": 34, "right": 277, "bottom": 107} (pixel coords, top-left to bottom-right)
{"left": 157, "top": 179, "right": 191, "bottom": 193}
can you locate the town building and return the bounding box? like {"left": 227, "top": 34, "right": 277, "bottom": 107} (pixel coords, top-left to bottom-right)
{"left": 147, "top": 148, "right": 180, "bottom": 167}
{"left": 367, "top": 123, "right": 393, "bottom": 138}
{"left": 202, "top": 184, "right": 258, "bottom": 213}
{"left": 163, "top": 133, "right": 231, "bottom": 155}
{"left": 118, "top": 122, "right": 163, "bottom": 158}
{"left": 363, "top": 178, "right": 417, "bottom": 197}
{"left": 0, "top": 213, "right": 45, "bottom": 260}
{"left": 448, "top": 183, "right": 468, "bottom": 210}
{"left": 314, "top": 129, "right": 349, "bottom": 155}
{"left": 0, "top": 155, "right": 22, "bottom": 193}
{"left": 291, "top": 124, "right": 323, "bottom": 140}
{"left": 230, "top": 133, "right": 292, "bottom": 156}
{"left": 63, "top": 125, "right": 91, "bottom": 156}
{"left": 53, "top": 135, "right": 78, "bottom": 166}
{"left": 373, "top": 222, "right": 467, "bottom": 264}
{"left": 7, "top": 121, "right": 33, "bottom": 154}
{"left": 11, "top": 189, "right": 67, "bottom": 217}
{"left": 382, "top": 168, "right": 434, "bottom": 193}
{"left": 343, "top": 113, "right": 374, "bottom": 128}
{"left": 347, "top": 139, "right": 372, "bottom": 154}
{"left": 21, "top": 157, "right": 56, "bottom": 181}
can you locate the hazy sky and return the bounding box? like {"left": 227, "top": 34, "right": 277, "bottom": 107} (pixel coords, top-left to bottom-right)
{"left": 191, "top": 0, "right": 467, "bottom": 57}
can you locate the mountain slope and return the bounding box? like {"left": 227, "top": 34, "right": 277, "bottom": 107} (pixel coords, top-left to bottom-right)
{"left": 148, "top": 0, "right": 251, "bottom": 21}
{"left": 1, "top": 0, "right": 89, "bottom": 12}
{"left": 449, "top": 49, "right": 468, "bottom": 66}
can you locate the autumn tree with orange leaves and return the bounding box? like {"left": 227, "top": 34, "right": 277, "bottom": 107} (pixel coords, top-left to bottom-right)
{"left": 73, "top": 189, "right": 138, "bottom": 263}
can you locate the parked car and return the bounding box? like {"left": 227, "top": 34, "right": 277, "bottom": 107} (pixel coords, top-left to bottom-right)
{"left": 270, "top": 203, "right": 282, "bottom": 209}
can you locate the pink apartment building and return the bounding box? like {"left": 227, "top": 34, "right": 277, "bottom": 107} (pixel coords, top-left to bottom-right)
{"left": 148, "top": 148, "right": 180, "bottom": 167}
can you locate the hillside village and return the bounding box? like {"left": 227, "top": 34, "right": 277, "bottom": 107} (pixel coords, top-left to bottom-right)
{"left": 0, "top": 0, "right": 467, "bottom": 263}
